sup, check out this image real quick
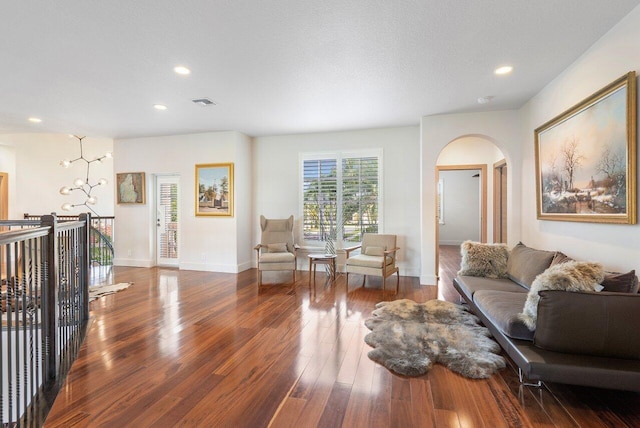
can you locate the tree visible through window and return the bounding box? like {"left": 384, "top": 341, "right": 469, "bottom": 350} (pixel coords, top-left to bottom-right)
{"left": 302, "top": 154, "right": 379, "bottom": 243}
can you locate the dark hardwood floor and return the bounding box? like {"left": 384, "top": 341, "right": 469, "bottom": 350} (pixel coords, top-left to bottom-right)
{"left": 44, "top": 253, "right": 640, "bottom": 427}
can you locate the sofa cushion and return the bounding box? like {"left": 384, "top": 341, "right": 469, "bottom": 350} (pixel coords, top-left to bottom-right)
{"left": 473, "top": 290, "right": 533, "bottom": 341}
{"left": 549, "top": 251, "right": 574, "bottom": 266}
{"left": 534, "top": 290, "right": 640, "bottom": 360}
{"left": 601, "top": 270, "right": 639, "bottom": 294}
{"left": 454, "top": 275, "right": 527, "bottom": 302}
{"left": 506, "top": 243, "right": 555, "bottom": 289}
{"left": 457, "top": 241, "right": 510, "bottom": 278}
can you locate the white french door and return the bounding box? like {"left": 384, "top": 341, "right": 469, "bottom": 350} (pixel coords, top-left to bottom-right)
{"left": 156, "top": 175, "right": 180, "bottom": 267}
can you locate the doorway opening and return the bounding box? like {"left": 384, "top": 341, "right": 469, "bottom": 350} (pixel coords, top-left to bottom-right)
{"left": 156, "top": 175, "right": 180, "bottom": 267}
{"left": 434, "top": 136, "right": 507, "bottom": 301}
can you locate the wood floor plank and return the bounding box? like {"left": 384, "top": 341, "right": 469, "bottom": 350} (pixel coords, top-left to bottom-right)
{"left": 42, "top": 265, "right": 640, "bottom": 427}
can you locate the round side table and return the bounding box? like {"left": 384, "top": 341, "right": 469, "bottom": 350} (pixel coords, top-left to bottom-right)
{"left": 308, "top": 253, "right": 337, "bottom": 286}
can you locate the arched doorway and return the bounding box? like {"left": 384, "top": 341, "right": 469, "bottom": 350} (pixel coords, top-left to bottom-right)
{"left": 435, "top": 136, "right": 506, "bottom": 301}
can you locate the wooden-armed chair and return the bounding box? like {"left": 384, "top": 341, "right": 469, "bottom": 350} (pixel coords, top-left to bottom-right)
{"left": 254, "top": 215, "right": 299, "bottom": 291}
{"left": 344, "top": 233, "right": 400, "bottom": 295}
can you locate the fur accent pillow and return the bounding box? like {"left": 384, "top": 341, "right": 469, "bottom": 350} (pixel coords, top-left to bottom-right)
{"left": 457, "top": 241, "right": 510, "bottom": 279}
{"left": 519, "top": 261, "right": 605, "bottom": 330}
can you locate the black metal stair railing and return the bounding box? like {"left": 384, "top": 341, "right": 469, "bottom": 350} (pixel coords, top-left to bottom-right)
{"left": 1, "top": 214, "right": 90, "bottom": 427}
{"left": 24, "top": 213, "right": 114, "bottom": 267}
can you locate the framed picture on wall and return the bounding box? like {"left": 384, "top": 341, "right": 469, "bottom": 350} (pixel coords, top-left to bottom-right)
{"left": 534, "top": 71, "right": 637, "bottom": 224}
{"left": 195, "top": 163, "right": 234, "bottom": 217}
{"left": 116, "top": 172, "right": 146, "bottom": 204}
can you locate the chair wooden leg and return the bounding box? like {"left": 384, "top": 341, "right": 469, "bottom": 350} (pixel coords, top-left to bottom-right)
{"left": 395, "top": 270, "right": 400, "bottom": 294}
{"left": 258, "top": 270, "right": 262, "bottom": 290}
{"left": 383, "top": 274, "right": 386, "bottom": 295}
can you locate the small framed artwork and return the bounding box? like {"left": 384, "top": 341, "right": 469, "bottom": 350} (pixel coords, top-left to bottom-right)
{"left": 116, "top": 172, "right": 146, "bottom": 204}
{"left": 195, "top": 163, "right": 234, "bottom": 217}
{"left": 534, "top": 71, "right": 636, "bottom": 224}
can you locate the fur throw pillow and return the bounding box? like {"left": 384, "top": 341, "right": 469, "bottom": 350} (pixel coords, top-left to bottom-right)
{"left": 457, "top": 241, "right": 510, "bottom": 278}
{"left": 519, "top": 261, "right": 605, "bottom": 330}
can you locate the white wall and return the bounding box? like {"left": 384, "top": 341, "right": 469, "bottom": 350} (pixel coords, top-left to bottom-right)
{"left": 113, "top": 131, "right": 252, "bottom": 272}
{"left": 420, "top": 111, "right": 522, "bottom": 285}
{"left": 253, "top": 126, "right": 421, "bottom": 276}
{"left": 438, "top": 169, "right": 481, "bottom": 245}
{"left": 519, "top": 4, "right": 640, "bottom": 272}
{"left": 0, "top": 133, "right": 114, "bottom": 218}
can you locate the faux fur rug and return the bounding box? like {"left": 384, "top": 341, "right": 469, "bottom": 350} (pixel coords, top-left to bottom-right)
{"left": 364, "top": 299, "right": 505, "bottom": 378}
{"left": 89, "top": 282, "right": 133, "bottom": 302}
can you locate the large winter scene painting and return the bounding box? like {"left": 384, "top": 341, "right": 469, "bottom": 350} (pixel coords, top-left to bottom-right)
{"left": 535, "top": 74, "right": 635, "bottom": 223}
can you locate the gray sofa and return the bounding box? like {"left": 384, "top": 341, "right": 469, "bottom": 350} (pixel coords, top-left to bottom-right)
{"left": 453, "top": 242, "right": 640, "bottom": 391}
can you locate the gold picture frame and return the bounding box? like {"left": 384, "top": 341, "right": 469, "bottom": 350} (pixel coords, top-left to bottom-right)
{"left": 116, "top": 172, "right": 146, "bottom": 204}
{"left": 534, "top": 71, "right": 636, "bottom": 224}
{"left": 195, "top": 163, "right": 234, "bottom": 217}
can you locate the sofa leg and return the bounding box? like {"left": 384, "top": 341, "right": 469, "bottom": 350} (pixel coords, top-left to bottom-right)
{"left": 518, "top": 368, "right": 542, "bottom": 387}
{"left": 361, "top": 275, "right": 366, "bottom": 287}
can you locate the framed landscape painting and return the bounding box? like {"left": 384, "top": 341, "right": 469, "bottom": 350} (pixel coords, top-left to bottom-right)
{"left": 116, "top": 172, "right": 145, "bottom": 204}
{"left": 534, "top": 71, "right": 637, "bottom": 224}
{"left": 195, "top": 163, "right": 234, "bottom": 217}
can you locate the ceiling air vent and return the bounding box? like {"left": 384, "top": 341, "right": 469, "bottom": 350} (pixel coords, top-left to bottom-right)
{"left": 192, "top": 98, "right": 216, "bottom": 106}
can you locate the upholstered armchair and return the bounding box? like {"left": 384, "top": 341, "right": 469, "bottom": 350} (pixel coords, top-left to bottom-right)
{"left": 344, "top": 233, "right": 400, "bottom": 294}
{"left": 254, "top": 215, "right": 299, "bottom": 291}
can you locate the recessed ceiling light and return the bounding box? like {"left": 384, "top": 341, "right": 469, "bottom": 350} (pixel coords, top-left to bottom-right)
{"left": 174, "top": 66, "right": 191, "bottom": 75}
{"left": 494, "top": 66, "right": 513, "bottom": 75}
{"left": 28, "top": 117, "right": 42, "bottom": 123}
{"left": 154, "top": 104, "right": 168, "bottom": 111}
{"left": 477, "top": 96, "right": 494, "bottom": 104}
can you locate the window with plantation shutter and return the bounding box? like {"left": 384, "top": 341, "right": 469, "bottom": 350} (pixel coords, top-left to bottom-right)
{"left": 342, "top": 156, "right": 379, "bottom": 242}
{"left": 302, "top": 151, "right": 381, "bottom": 244}
{"left": 303, "top": 158, "right": 337, "bottom": 241}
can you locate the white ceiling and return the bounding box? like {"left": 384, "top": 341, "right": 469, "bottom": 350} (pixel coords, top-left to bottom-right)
{"left": 1, "top": 1, "right": 639, "bottom": 139}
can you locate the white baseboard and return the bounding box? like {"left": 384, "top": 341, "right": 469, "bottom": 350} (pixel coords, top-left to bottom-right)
{"left": 237, "top": 261, "right": 253, "bottom": 272}
{"left": 113, "top": 258, "right": 154, "bottom": 268}
{"left": 179, "top": 262, "right": 239, "bottom": 273}
{"left": 420, "top": 274, "right": 438, "bottom": 286}
{"left": 438, "top": 240, "right": 463, "bottom": 246}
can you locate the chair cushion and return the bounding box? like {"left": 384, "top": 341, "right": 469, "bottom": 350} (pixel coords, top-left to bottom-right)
{"left": 259, "top": 252, "right": 295, "bottom": 263}
{"left": 364, "top": 246, "right": 385, "bottom": 256}
{"left": 346, "top": 254, "right": 392, "bottom": 269}
{"left": 267, "top": 243, "right": 288, "bottom": 253}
